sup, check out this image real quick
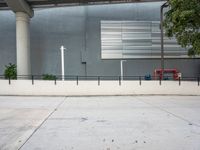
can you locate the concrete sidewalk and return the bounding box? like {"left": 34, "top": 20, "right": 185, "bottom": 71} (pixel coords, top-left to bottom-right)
{"left": 0, "top": 96, "right": 200, "bottom": 150}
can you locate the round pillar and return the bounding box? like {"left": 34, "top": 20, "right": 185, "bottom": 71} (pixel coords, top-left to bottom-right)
{"left": 16, "top": 12, "right": 31, "bottom": 76}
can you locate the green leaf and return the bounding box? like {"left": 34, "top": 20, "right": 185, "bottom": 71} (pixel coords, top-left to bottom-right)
{"left": 4, "top": 63, "right": 17, "bottom": 79}
{"left": 164, "top": 0, "right": 200, "bottom": 55}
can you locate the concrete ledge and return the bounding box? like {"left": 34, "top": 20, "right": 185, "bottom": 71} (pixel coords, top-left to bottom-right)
{"left": 0, "top": 80, "right": 199, "bottom": 96}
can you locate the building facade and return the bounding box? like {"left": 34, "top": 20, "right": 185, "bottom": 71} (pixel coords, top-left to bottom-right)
{"left": 0, "top": 2, "right": 199, "bottom": 77}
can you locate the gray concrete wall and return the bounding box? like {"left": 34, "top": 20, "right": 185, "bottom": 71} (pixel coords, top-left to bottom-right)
{"left": 0, "top": 2, "right": 200, "bottom": 77}
{"left": 0, "top": 11, "right": 16, "bottom": 73}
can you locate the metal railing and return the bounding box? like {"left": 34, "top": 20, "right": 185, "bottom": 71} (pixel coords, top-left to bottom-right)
{"left": 0, "top": 75, "right": 199, "bottom": 86}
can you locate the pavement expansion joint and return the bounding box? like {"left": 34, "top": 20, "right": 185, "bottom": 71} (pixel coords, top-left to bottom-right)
{"left": 17, "top": 97, "right": 67, "bottom": 150}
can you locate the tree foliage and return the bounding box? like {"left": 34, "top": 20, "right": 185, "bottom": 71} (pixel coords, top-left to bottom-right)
{"left": 4, "top": 63, "right": 17, "bottom": 79}
{"left": 42, "top": 74, "right": 56, "bottom": 80}
{"left": 164, "top": 0, "right": 200, "bottom": 56}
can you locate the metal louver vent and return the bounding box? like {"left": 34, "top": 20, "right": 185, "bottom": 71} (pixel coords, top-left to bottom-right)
{"left": 101, "top": 20, "right": 188, "bottom": 59}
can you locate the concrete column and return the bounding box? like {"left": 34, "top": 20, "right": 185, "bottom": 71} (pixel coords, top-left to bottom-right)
{"left": 16, "top": 12, "right": 31, "bottom": 76}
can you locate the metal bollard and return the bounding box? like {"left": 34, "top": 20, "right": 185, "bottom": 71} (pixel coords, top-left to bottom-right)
{"left": 139, "top": 76, "right": 141, "bottom": 85}
{"left": 179, "top": 77, "right": 181, "bottom": 86}
{"left": 54, "top": 78, "right": 57, "bottom": 85}
{"left": 76, "top": 76, "right": 79, "bottom": 85}
{"left": 98, "top": 76, "right": 100, "bottom": 86}
{"left": 159, "top": 77, "right": 161, "bottom": 85}
{"left": 8, "top": 76, "right": 11, "bottom": 85}
{"left": 32, "top": 75, "right": 34, "bottom": 85}
{"left": 119, "top": 76, "right": 121, "bottom": 86}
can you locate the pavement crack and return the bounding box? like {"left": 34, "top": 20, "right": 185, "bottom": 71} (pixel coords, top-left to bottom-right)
{"left": 18, "top": 97, "right": 67, "bottom": 150}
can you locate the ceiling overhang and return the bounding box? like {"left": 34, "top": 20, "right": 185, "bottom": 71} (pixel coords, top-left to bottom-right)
{"left": 5, "top": 0, "right": 34, "bottom": 17}
{"left": 0, "top": 0, "right": 165, "bottom": 10}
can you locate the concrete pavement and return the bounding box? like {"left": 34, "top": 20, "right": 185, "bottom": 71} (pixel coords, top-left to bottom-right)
{"left": 0, "top": 96, "right": 200, "bottom": 150}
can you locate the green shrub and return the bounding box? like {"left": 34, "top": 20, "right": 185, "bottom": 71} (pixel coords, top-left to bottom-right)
{"left": 42, "top": 74, "right": 56, "bottom": 80}
{"left": 4, "top": 63, "right": 17, "bottom": 79}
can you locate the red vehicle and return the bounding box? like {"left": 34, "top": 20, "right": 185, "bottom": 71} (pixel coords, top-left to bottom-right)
{"left": 154, "top": 69, "right": 180, "bottom": 80}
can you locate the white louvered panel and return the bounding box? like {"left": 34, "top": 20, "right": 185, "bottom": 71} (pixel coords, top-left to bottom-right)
{"left": 101, "top": 20, "right": 189, "bottom": 59}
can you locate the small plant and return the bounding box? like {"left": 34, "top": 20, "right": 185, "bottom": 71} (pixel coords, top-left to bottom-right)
{"left": 42, "top": 74, "right": 56, "bottom": 80}
{"left": 4, "top": 63, "right": 17, "bottom": 79}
